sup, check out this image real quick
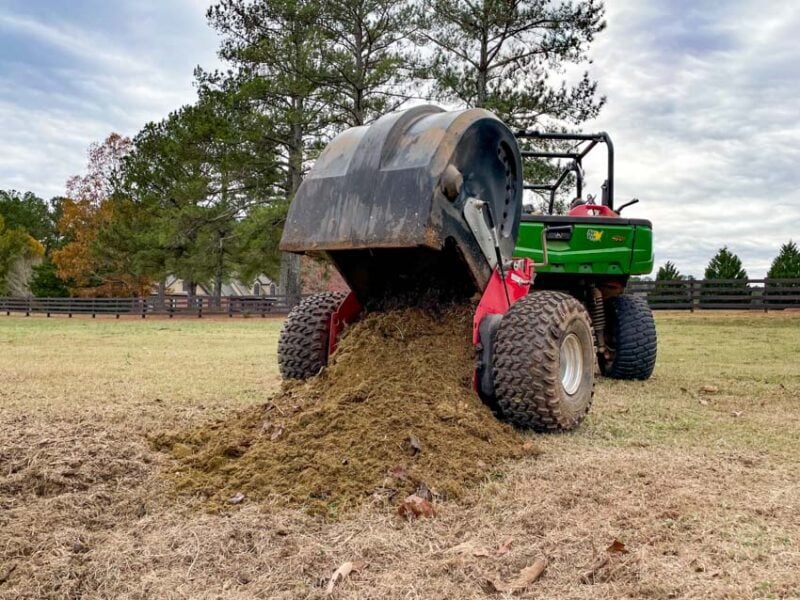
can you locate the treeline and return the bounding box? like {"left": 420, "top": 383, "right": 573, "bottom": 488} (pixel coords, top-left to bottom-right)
{"left": 1, "top": 0, "right": 607, "bottom": 299}
{"left": 650, "top": 243, "right": 800, "bottom": 305}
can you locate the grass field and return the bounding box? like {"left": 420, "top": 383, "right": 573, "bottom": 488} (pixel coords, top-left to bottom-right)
{"left": 1, "top": 312, "right": 799, "bottom": 599}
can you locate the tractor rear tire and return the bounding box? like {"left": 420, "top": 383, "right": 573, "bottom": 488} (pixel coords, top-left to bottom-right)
{"left": 493, "top": 291, "right": 595, "bottom": 432}
{"left": 278, "top": 291, "right": 347, "bottom": 380}
{"left": 603, "top": 295, "right": 657, "bottom": 380}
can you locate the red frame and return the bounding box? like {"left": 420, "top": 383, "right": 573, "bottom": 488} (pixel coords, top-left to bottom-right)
{"left": 472, "top": 259, "right": 534, "bottom": 345}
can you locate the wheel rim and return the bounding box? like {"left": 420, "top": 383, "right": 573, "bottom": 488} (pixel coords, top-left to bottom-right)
{"left": 560, "top": 333, "right": 583, "bottom": 395}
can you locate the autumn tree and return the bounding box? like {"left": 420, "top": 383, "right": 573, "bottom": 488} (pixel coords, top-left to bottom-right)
{"left": 0, "top": 214, "right": 44, "bottom": 296}
{"left": 52, "top": 134, "right": 152, "bottom": 297}
{"left": 0, "top": 190, "right": 59, "bottom": 251}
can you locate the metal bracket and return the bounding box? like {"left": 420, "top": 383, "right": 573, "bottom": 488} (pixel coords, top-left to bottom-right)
{"left": 463, "top": 197, "right": 502, "bottom": 270}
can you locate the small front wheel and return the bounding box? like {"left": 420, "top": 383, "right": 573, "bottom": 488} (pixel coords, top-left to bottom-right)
{"left": 492, "top": 291, "right": 595, "bottom": 432}
{"left": 277, "top": 292, "right": 347, "bottom": 380}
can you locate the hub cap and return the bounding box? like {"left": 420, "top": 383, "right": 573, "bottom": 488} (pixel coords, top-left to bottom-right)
{"left": 560, "top": 333, "right": 583, "bottom": 395}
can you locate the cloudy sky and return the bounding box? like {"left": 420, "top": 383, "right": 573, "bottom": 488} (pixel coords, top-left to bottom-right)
{"left": 1, "top": 0, "right": 798, "bottom": 277}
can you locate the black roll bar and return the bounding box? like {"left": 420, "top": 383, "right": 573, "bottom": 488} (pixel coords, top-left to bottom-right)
{"left": 515, "top": 130, "right": 615, "bottom": 213}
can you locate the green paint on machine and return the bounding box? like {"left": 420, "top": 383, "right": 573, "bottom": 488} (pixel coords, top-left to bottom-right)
{"left": 514, "top": 217, "right": 654, "bottom": 276}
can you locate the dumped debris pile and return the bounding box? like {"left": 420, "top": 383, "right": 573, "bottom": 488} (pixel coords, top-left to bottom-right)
{"left": 153, "top": 305, "right": 534, "bottom": 516}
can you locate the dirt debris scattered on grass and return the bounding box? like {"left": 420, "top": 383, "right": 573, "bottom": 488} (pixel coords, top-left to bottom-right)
{"left": 153, "top": 305, "right": 535, "bottom": 515}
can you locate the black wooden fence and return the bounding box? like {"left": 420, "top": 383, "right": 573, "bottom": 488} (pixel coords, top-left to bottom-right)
{"left": 1, "top": 279, "right": 800, "bottom": 317}
{"left": 627, "top": 278, "right": 800, "bottom": 311}
{"left": 0, "top": 295, "right": 296, "bottom": 318}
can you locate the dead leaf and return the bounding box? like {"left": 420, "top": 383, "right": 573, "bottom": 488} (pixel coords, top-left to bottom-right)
{"left": 496, "top": 537, "right": 514, "bottom": 556}
{"left": 229, "top": 492, "right": 245, "bottom": 505}
{"left": 476, "top": 459, "right": 487, "bottom": 469}
{"left": 487, "top": 558, "right": 547, "bottom": 593}
{"left": 731, "top": 411, "right": 744, "bottom": 418}
{"left": 522, "top": 440, "right": 536, "bottom": 452}
{"left": 325, "top": 560, "right": 368, "bottom": 595}
{"left": 397, "top": 494, "right": 435, "bottom": 519}
{"left": 700, "top": 385, "right": 719, "bottom": 394}
{"left": 409, "top": 434, "right": 422, "bottom": 455}
{"left": 698, "top": 398, "right": 709, "bottom": 406}
{"left": 579, "top": 556, "right": 609, "bottom": 584}
{"left": 270, "top": 425, "right": 285, "bottom": 441}
{"left": 606, "top": 539, "right": 628, "bottom": 554}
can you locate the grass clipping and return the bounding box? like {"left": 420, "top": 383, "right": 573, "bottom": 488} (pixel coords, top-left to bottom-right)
{"left": 153, "top": 305, "right": 533, "bottom": 516}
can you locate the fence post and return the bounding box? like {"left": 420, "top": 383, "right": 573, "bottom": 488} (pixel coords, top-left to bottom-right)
{"left": 688, "top": 277, "right": 696, "bottom": 312}
{"left": 198, "top": 297, "right": 203, "bottom": 319}
{"left": 26, "top": 297, "right": 31, "bottom": 317}
{"left": 141, "top": 298, "right": 146, "bottom": 319}
{"left": 763, "top": 277, "right": 769, "bottom": 313}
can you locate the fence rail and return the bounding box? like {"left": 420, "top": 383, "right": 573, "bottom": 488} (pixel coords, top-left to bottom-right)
{"left": 2, "top": 278, "right": 800, "bottom": 317}
{"left": 627, "top": 278, "right": 800, "bottom": 311}
{"left": 0, "top": 295, "right": 296, "bottom": 318}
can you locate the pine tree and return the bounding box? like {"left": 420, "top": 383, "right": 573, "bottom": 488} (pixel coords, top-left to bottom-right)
{"left": 768, "top": 241, "right": 800, "bottom": 279}
{"left": 204, "top": 0, "right": 331, "bottom": 306}
{"left": 702, "top": 247, "right": 749, "bottom": 306}
{"left": 656, "top": 261, "right": 682, "bottom": 281}
{"left": 650, "top": 261, "right": 687, "bottom": 305}
{"left": 420, "top": 0, "right": 606, "bottom": 129}
{"left": 766, "top": 240, "right": 800, "bottom": 303}
{"left": 317, "top": 0, "right": 417, "bottom": 127}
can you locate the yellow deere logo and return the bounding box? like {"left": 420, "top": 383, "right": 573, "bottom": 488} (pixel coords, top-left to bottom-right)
{"left": 587, "top": 229, "right": 604, "bottom": 242}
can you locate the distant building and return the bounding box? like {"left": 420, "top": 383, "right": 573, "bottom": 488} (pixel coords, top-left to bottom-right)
{"left": 159, "top": 275, "right": 277, "bottom": 297}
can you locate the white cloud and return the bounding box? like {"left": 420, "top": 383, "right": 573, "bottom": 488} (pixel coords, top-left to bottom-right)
{"left": 579, "top": 0, "right": 800, "bottom": 276}
{"left": 0, "top": 0, "right": 219, "bottom": 201}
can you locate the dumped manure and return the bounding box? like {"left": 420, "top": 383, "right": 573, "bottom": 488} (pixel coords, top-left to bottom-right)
{"left": 153, "top": 305, "right": 535, "bottom": 516}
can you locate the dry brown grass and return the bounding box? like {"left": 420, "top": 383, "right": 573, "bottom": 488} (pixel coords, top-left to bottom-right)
{"left": 1, "top": 311, "right": 799, "bottom": 599}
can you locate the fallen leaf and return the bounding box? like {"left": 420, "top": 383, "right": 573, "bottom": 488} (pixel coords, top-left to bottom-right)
{"left": 476, "top": 459, "right": 487, "bottom": 469}
{"left": 229, "top": 492, "right": 245, "bottom": 505}
{"left": 606, "top": 539, "right": 628, "bottom": 554}
{"left": 496, "top": 537, "right": 514, "bottom": 556}
{"left": 522, "top": 440, "right": 536, "bottom": 452}
{"left": 700, "top": 385, "right": 719, "bottom": 394}
{"left": 487, "top": 558, "right": 547, "bottom": 593}
{"left": 325, "top": 560, "right": 368, "bottom": 595}
{"left": 698, "top": 398, "right": 709, "bottom": 406}
{"left": 397, "top": 494, "right": 435, "bottom": 519}
{"left": 731, "top": 411, "right": 744, "bottom": 418}
{"left": 270, "top": 425, "right": 285, "bottom": 441}
{"left": 409, "top": 435, "right": 422, "bottom": 455}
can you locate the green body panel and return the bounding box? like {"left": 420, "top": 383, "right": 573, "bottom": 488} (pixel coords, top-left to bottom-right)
{"left": 514, "top": 218, "right": 654, "bottom": 276}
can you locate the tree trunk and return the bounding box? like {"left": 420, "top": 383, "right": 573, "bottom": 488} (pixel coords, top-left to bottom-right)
{"left": 187, "top": 280, "right": 197, "bottom": 308}
{"left": 280, "top": 104, "right": 305, "bottom": 309}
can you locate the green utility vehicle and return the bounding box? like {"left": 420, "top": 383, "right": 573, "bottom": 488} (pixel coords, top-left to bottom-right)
{"left": 513, "top": 131, "right": 657, "bottom": 381}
